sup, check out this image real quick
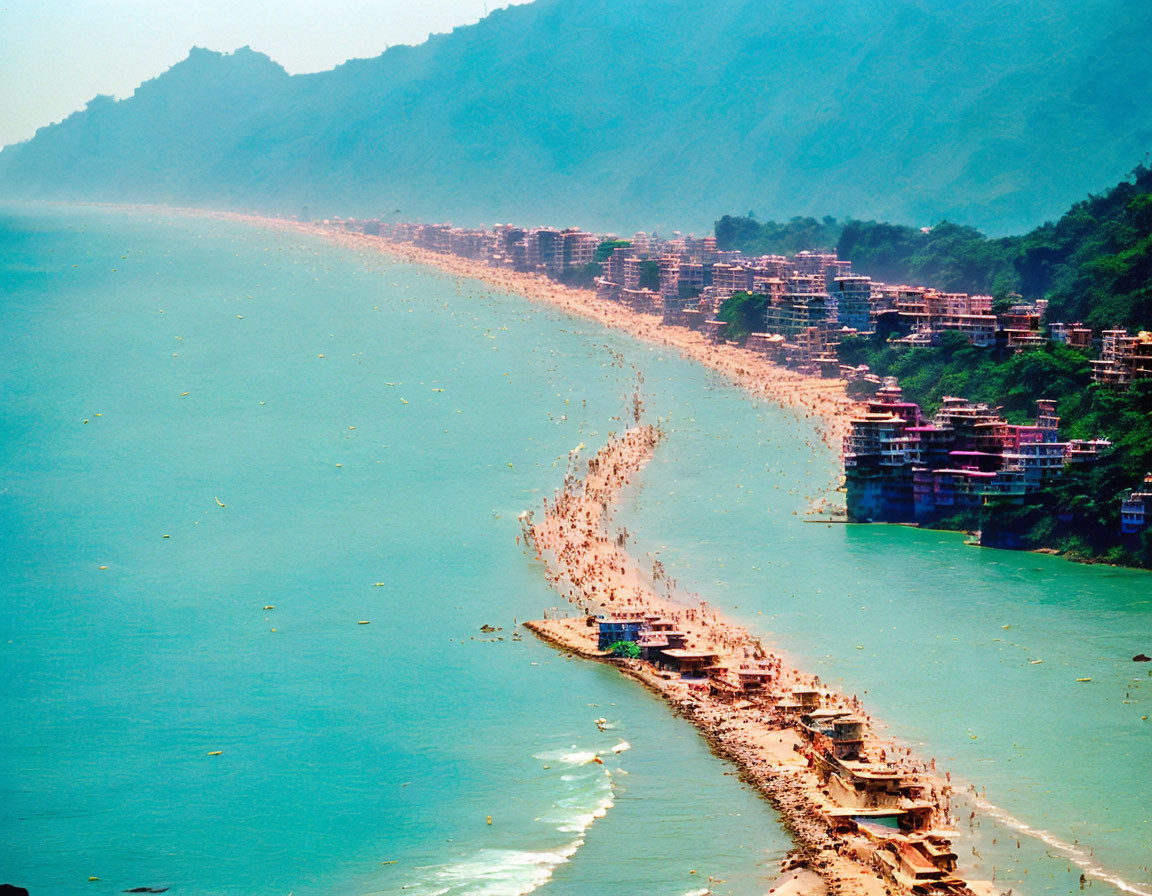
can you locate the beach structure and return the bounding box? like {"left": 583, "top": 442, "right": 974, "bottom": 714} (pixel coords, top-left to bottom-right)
{"left": 596, "top": 617, "right": 645, "bottom": 650}
{"left": 844, "top": 386, "right": 1103, "bottom": 523}
{"left": 735, "top": 666, "right": 775, "bottom": 693}
{"left": 1120, "top": 474, "right": 1152, "bottom": 537}
{"left": 658, "top": 648, "right": 720, "bottom": 678}
{"left": 516, "top": 429, "right": 1000, "bottom": 896}
{"left": 351, "top": 217, "right": 1148, "bottom": 394}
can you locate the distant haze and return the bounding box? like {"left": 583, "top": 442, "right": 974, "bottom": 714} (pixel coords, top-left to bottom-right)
{"left": 2, "top": 0, "right": 1151, "bottom": 235}
{"left": 0, "top": 0, "right": 532, "bottom": 148}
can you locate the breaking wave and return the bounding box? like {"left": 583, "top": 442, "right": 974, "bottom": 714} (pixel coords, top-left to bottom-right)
{"left": 534, "top": 748, "right": 599, "bottom": 766}
{"left": 399, "top": 747, "right": 617, "bottom": 896}
{"left": 970, "top": 794, "right": 1151, "bottom": 896}
{"left": 539, "top": 761, "right": 614, "bottom": 835}
{"left": 405, "top": 844, "right": 585, "bottom": 896}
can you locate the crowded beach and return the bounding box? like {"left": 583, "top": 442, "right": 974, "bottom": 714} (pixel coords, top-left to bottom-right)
{"left": 521, "top": 426, "right": 997, "bottom": 896}
{"left": 321, "top": 227, "right": 857, "bottom": 455}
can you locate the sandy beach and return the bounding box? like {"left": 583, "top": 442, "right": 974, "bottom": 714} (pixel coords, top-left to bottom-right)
{"left": 150, "top": 206, "right": 859, "bottom": 456}
{"left": 522, "top": 427, "right": 990, "bottom": 896}
{"left": 354, "top": 234, "right": 858, "bottom": 455}
{"left": 173, "top": 207, "right": 982, "bottom": 894}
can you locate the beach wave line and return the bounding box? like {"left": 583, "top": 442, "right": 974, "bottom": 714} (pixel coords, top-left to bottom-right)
{"left": 969, "top": 794, "right": 1151, "bottom": 896}
{"left": 400, "top": 758, "right": 616, "bottom": 896}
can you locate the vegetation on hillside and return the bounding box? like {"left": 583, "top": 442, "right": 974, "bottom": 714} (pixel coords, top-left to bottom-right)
{"left": 976, "top": 428, "right": 1152, "bottom": 562}
{"left": 838, "top": 333, "right": 1090, "bottom": 421}
{"left": 1019, "top": 166, "right": 1152, "bottom": 328}
{"left": 837, "top": 221, "right": 1020, "bottom": 297}
{"left": 840, "top": 332, "right": 1152, "bottom": 566}
{"left": 718, "top": 164, "right": 1152, "bottom": 330}
{"left": 714, "top": 215, "right": 841, "bottom": 256}
{"left": 840, "top": 333, "right": 1152, "bottom": 475}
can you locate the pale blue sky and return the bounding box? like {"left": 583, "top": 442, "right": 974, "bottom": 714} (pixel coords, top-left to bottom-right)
{"left": 0, "top": 0, "right": 533, "bottom": 148}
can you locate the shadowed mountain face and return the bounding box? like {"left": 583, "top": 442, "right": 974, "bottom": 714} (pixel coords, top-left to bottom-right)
{"left": 2, "top": 0, "right": 1150, "bottom": 234}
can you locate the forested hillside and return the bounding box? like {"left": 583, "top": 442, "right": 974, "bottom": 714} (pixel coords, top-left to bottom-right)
{"left": 718, "top": 164, "right": 1152, "bottom": 329}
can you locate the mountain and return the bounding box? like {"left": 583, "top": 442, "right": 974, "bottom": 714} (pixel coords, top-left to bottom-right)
{"left": 2, "top": 0, "right": 1151, "bottom": 234}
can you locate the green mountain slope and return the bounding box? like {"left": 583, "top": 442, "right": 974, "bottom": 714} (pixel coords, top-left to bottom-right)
{"left": 2, "top": 0, "right": 1151, "bottom": 234}
{"left": 718, "top": 163, "right": 1152, "bottom": 329}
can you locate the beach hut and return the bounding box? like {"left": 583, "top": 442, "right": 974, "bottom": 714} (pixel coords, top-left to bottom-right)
{"left": 635, "top": 631, "right": 670, "bottom": 662}
{"left": 736, "top": 667, "right": 774, "bottom": 693}
{"left": 792, "top": 687, "right": 822, "bottom": 711}
{"left": 596, "top": 618, "right": 646, "bottom": 650}
{"left": 659, "top": 649, "right": 719, "bottom": 679}
{"left": 831, "top": 717, "right": 866, "bottom": 759}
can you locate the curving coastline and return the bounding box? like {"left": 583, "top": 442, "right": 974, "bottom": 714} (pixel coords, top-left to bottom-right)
{"left": 312, "top": 227, "right": 860, "bottom": 456}
{"left": 24, "top": 202, "right": 1142, "bottom": 893}
{"left": 521, "top": 426, "right": 997, "bottom": 896}
{"left": 96, "top": 205, "right": 859, "bottom": 456}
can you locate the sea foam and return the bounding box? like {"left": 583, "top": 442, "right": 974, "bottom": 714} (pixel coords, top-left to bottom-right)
{"left": 969, "top": 794, "right": 1151, "bottom": 896}
{"left": 401, "top": 752, "right": 617, "bottom": 895}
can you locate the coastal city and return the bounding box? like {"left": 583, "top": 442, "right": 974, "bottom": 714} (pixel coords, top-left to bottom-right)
{"left": 304, "top": 212, "right": 1152, "bottom": 895}
{"left": 5, "top": 4, "right": 1151, "bottom": 896}
{"left": 324, "top": 216, "right": 1152, "bottom": 550}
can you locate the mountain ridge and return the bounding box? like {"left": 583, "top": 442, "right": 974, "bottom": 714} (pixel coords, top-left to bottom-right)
{"left": 3, "top": 0, "right": 1151, "bottom": 234}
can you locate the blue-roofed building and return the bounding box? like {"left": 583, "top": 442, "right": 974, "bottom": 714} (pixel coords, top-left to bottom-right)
{"left": 596, "top": 618, "right": 646, "bottom": 651}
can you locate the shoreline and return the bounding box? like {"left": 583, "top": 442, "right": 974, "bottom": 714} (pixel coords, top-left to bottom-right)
{"left": 5, "top": 202, "right": 1144, "bottom": 896}
{"left": 521, "top": 427, "right": 994, "bottom": 896}
{"left": 19, "top": 202, "right": 1152, "bottom": 574}
{"left": 116, "top": 201, "right": 855, "bottom": 457}
{"left": 332, "top": 231, "right": 858, "bottom": 457}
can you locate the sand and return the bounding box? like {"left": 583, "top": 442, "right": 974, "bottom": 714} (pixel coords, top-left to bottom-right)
{"left": 145, "top": 207, "right": 859, "bottom": 456}
{"left": 157, "top": 208, "right": 974, "bottom": 894}
{"left": 315, "top": 226, "right": 858, "bottom": 455}
{"left": 522, "top": 428, "right": 983, "bottom": 896}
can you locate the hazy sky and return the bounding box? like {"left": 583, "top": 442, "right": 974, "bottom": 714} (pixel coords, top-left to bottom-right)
{"left": 0, "top": 0, "right": 533, "bottom": 148}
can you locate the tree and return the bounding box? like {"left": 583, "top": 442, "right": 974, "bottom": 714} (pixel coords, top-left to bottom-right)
{"left": 606, "top": 640, "right": 640, "bottom": 659}
{"left": 718, "top": 292, "right": 770, "bottom": 343}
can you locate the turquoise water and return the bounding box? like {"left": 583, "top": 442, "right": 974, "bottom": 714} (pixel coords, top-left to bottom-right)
{"left": 1, "top": 207, "right": 1149, "bottom": 896}
{"left": 617, "top": 370, "right": 1152, "bottom": 893}
{"left": 0, "top": 207, "right": 790, "bottom": 896}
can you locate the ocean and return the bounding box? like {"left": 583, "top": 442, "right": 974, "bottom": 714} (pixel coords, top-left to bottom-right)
{"left": 0, "top": 206, "right": 1148, "bottom": 896}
